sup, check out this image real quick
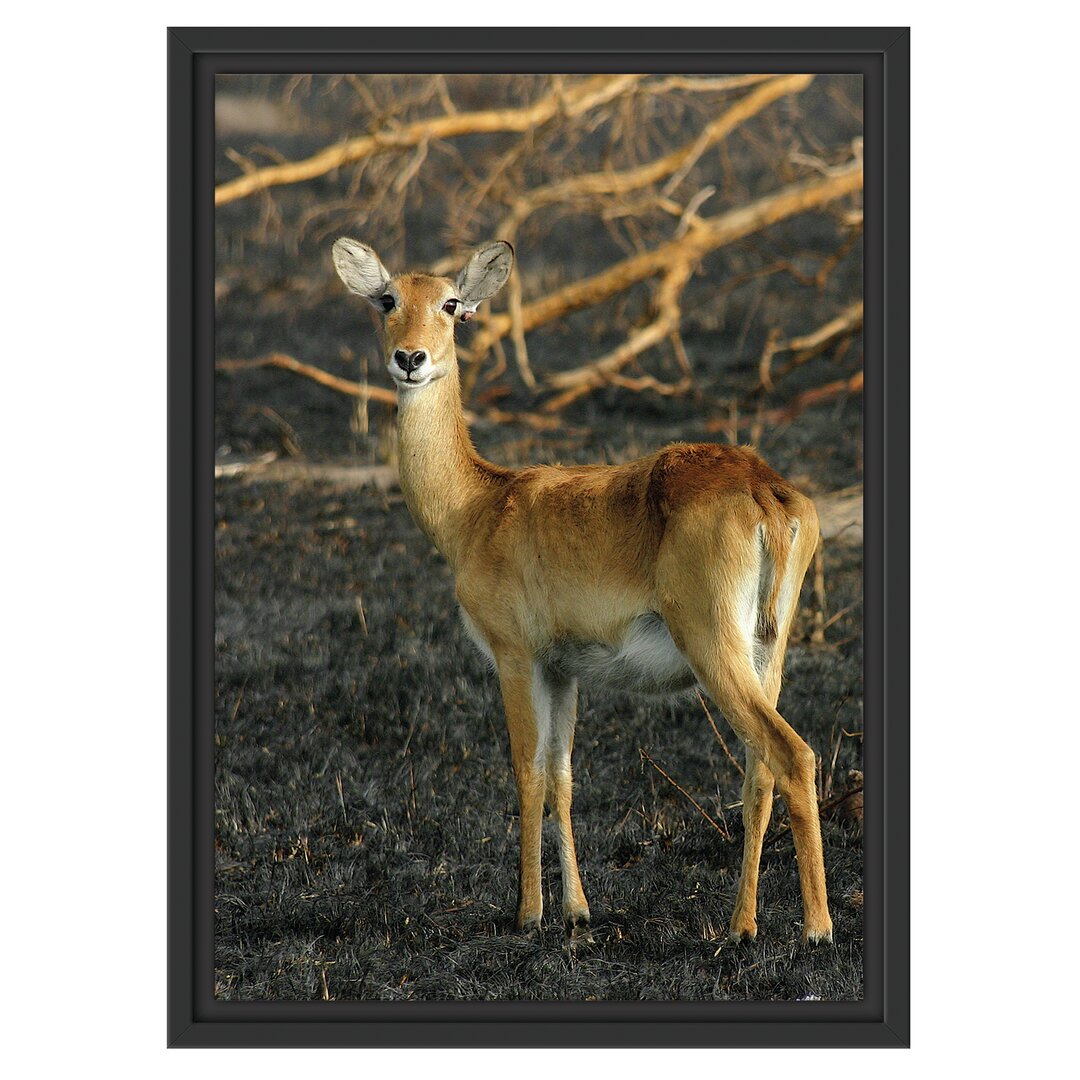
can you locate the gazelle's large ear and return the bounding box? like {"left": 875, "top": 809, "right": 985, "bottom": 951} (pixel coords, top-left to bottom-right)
{"left": 454, "top": 241, "right": 514, "bottom": 320}
{"left": 332, "top": 238, "right": 391, "bottom": 300}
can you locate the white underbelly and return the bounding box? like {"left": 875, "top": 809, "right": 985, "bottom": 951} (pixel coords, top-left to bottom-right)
{"left": 459, "top": 608, "right": 697, "bottom": 697}
{"left": 541, "top": 613, "right": 697, "bottom": 696}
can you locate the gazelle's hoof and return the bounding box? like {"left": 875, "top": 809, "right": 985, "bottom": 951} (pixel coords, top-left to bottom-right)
{"left": 803, "top": 922, "right": 834, "bottom": 946}
{"left": 565, "top": 911, "right": 592, "bottom": 941}
{"left": 516, "top": 910, "right": 542, "bottom": 935}
{"left": 729, "top": 917, "right": 757, "bottom": 942}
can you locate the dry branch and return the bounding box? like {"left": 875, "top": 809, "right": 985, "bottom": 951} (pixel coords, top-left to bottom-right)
{"left": 707, "top": 369, "right": 864, "bottom": 438}
{"left": 217, "top": 73, "right": 864, "bottom": 467}
{"left": 696, "top": 690, "right": 745, "bottom": 780}
{"left": 215, "top": 459, "right": 400, "bottom": 489}
{"left": 216, "top": 352, "right": 568, "bottom": 432}
{"left": 214, "top": 450, "right": 279, "bottom": 479}
{"left": 758, "top": 301, "right": 864, "bottom": 390}
{"left": 506, "top": 272, "right": 535, "bottom": 390}
{"left": 215, "top": 74, "right": 646, "bottom": 206}
{"left": 784, "top": 301, "right": 864, "bottom": 354}
{"left": 815, "top": 487, "right": 863, "bottom": 543}
{"left": 645, "top": 74, "right": 777, "bottom": 94}
{"left": 471, "top": 158, "right": 863, "bottom": 368}
{"left": 542, "top": 260, "right": 694, "bottom": 411}
{"left": 497, "top": 74, "right": 814, "bottom": 235}
{"left": 639, "top": 747, "right": 732, "bottom": 841}
{"left": 216, "top": 353, "right": 397, "bottom": 406}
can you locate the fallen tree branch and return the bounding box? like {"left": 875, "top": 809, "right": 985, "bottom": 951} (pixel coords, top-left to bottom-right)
{"left": 215, "top": 459, "right": 399, "bottom": 489}
{"left": 214, "top": 450, "right": 279, "bottom": 479}
{"left": 815, "top": 486, "right": 863, "bottom": 543}
{"left": 497, "top": 74, "right": 814, "bottom": 236}
{"left": 758, "top": 301, "right": 864, "bottom": 390}
{"left": 215, "top": 74, "right": 645, "bottom": 206}
{"left": 707, "top": 369, "right": 864, "bottom": 438}
{"left": 542, "top": 260, "right": 694, "bottom": 411}
{"left": 478, "top": 407, "right": 562, "bottom": 432}
{"left": 783, "top": 300, "right": 864, "bottom": 354}
{"left": 216, "top": 352, "right": 567, "bottom": 431}
{"left": 470, "top": 158, "right": 863, "bottom": 366}
{"left": 645, "top": 73, "right": 777, "bottom": 94}
{"left": 506, "top": 272, "right": 535, "bottom": 390}
{"left": 605, "top": 371, "right": 692, "bottom": 397}
{"left": 216, "top": 353, "right": 397, "bottom": 406}
{"left": 483, "top": 81, "right": 818, "bottom": 400}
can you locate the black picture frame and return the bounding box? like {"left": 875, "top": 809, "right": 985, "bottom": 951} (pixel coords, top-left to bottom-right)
{"left": 169, "top": 26, "right": 909, "bottom": 1048}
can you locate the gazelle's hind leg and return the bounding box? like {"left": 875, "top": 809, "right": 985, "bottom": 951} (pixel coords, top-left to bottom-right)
{"left": 541, "top": 669, "right": 591, "bottom": 932}
{"left": 657, "top": 502, "right": 832, "bottom": 944}
{"left": 729, "top": 747, "right": 775, "bottom": 941}
{"left": 730, "top": 545, "right": 804, "bottom": 940}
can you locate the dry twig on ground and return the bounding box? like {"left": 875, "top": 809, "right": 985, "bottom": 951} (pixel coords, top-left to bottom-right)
{"left": 639, "top": 747, "right": 732, "bottom": 841}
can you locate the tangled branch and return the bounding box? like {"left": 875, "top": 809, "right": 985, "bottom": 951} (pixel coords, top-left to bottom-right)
{"left": 463, "top": 158, "right": 862, "bottom": 408}
{"left": 758, "top": 301, "right": 864, "bottom": 390}
{"left": 496, "top": 74, "right": 814, "bottom": 237}
{"left": 216, "top": 72, "right": 864, "bottom": 444}
{"left": 216, "top": 74, "right": 646, "bottom": 206}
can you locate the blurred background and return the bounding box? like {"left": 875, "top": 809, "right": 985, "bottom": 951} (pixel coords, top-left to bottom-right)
{"left": 214, "top": 73, "right": 865, "bottom": 1002}
{"left": 215, "top": 72, "right": 863, "bottom": 472}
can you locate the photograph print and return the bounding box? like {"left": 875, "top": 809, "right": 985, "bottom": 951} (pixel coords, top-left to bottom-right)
{"left": 212, "top": 67, "right": 867, "bottom": 1004}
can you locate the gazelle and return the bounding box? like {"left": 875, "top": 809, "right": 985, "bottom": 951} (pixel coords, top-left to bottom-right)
{"left": 332, "top": 237, "right": 833, "bottom": 944}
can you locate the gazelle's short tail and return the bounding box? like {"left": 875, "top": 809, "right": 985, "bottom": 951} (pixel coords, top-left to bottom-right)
{"left": 755, "top": 486, "right": 819, "bottom": 645}
{"left": 756, "top": 516, "right": 790, "bottom": 645}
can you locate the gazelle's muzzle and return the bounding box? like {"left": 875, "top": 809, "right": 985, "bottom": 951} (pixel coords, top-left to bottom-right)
{"left": 389, "top": 348, "right": 434, "bottom": 386}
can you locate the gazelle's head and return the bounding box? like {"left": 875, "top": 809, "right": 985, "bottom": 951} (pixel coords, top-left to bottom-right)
{"left": 332, "top": 238, "right": 514, "bottom": 390}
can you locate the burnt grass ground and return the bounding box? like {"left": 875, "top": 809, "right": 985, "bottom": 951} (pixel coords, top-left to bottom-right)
{"left": 213, "top": 394, "right": 864, "bottom": 1003}
{"left": 213, "top": 75, "right": 864, "bottom": 1001}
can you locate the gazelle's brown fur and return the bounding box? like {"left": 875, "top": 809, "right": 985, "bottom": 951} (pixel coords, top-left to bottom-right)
{"left": 332, "top": 238, "right": 833, "bottom": 944}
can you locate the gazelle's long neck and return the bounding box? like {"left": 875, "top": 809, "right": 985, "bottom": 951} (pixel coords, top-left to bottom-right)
{"left": 395, "top": 362, "right": 498, "bottom": 566}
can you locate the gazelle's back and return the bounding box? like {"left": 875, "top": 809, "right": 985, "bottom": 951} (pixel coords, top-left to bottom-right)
{"left": 456, "top": 442, "right": 816, "bottom": 669}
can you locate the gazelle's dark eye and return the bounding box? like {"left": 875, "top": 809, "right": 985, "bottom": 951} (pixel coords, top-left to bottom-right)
{"left": 442, "top": 298, "right": 460, "bottom": 315}
{"left": 379, "top": 295, "right": 395, "bottom": 313}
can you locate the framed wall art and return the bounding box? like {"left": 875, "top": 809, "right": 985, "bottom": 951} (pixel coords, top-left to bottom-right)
{"left": 169, "top": 25, "right": 909, "bottom": 1048}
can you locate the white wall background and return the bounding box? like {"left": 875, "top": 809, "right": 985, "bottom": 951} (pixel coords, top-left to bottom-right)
{"left": 5, "top": 3, "right": 1075, "bottom": 1073}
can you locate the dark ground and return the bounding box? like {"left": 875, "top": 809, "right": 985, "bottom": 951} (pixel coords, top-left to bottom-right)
{"left": 213, "top": 74, "right": 864, "bottom": 1002}
{"left": 213, "top": 407, "right": 864, "bottom": 1003}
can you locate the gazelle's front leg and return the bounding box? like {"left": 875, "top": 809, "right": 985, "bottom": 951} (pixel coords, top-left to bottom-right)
{"left": 494, "top": 650, "right": 547, "bottom": 932}
{"left": 543, "top": 670, "right": 590, "bottom": 932}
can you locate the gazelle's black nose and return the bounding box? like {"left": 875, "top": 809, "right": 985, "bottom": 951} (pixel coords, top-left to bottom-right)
{"left": 394, "top": 349, "right": 427, "bottom": 374}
